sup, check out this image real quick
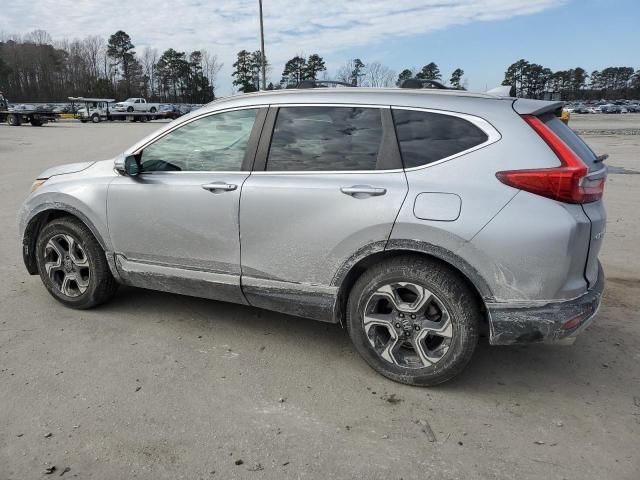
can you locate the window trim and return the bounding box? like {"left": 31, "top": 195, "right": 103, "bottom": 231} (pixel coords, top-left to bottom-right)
{"left": 132, "top": 105, "right": 268, "bottom": 174}
{"left": 252, "top": 103, "right": 403, "bottom": 175}
{"left": 390, "top": 106, "right": 501, "bottom": 172}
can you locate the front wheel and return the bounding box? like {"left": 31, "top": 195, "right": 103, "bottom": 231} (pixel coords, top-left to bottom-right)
{"left": 346, "top": 256, "right": 480, "bottom": 386}
{"left": 91, "top": 114, "right": 100, "bottom": 123}
{"left": 35, "top": 217, "right": 118, "bottom": 309}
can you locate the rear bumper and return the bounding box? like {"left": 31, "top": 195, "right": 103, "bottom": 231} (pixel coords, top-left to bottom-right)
{"left": 487, "top": 263, "right": 604, "bottom": 345}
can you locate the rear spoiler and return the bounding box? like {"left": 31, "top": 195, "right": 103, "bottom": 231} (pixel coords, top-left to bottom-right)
{"left": 512, "top": 99, "right": 564, "bottom": 116}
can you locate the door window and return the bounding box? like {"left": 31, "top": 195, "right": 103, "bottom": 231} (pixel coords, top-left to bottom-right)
{"left": 140, "top": 109, "right": 258, "bottom": 172}
{"left": 266, "top": 106, "right": 383, "bottom": 171}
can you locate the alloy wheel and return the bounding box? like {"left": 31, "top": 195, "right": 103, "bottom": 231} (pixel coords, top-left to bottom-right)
{"left": 43, "top": 233, "right": 91, "bottom": 297}
{"left": 363, "top": 282, "right": 453, "bottom": 368}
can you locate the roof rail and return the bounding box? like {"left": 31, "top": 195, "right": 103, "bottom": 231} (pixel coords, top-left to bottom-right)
{"left": 400, "top": 78, "right": 449, "bottom": 90}
{"left": 294, "top": 80, "right": 355, "bottom": 89}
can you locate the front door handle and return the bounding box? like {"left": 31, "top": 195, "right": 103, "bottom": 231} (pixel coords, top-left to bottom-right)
{"left": 340, "top": 185, "right": 387, "bottom": 197}
{"left": 201, "top": 182, "right": 237, "bottom": 192}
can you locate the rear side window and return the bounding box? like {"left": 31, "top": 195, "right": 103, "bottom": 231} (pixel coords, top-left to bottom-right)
{"left": 539, "top": 113, "right": 599, "bottom": 172}
{"left": 266, "top": 106, "right": 383, "bottom": 171}
{"left": 392, "top": 109, "right": 488, "bottom": 168}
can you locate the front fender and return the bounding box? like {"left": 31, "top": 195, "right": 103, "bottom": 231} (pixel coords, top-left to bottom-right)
{"left": 19, "top": 189, "right": 112, "bottom": 275}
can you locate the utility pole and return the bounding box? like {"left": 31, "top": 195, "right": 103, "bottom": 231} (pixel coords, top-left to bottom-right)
{"left": 259, "top": 0, "right": 266, "bottom": 90}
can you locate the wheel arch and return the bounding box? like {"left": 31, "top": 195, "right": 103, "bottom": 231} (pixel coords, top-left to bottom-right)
{"left": 22, "top": 207, "right": 108, "bottom": 275}
{"left": 332, "top": 240, "right": 494, "bottom": 330}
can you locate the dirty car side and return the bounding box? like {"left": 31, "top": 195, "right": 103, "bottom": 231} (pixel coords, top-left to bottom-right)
{"left": 19, "top": 88, "right": 606, "bottom": 347}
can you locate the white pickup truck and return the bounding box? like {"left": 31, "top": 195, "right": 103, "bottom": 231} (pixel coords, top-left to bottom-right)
{"left": 113, "top": 98, "right": 160, "bottom": 113}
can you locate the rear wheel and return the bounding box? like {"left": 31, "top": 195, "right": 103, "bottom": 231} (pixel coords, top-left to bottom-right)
{"left": 149, "top": 107, "right": 157, "bottom": 113}
{"left": 30, "top": 119, "right": 43, "bottom": 126}
{"left": 8, "top": 114, "right": 21, "bottom": 126}
{"left": 35, "top": 217, "right": 118, "bottom": 309}
{"left": 91, "top": 114, "right": 101, "bottom": 123}
{"left": 346, "top": 256, "right": 480, "bottom": 386}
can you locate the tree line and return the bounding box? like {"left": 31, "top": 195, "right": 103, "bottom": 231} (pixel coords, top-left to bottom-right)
{"left": 231, "top": 51, "right": 466, "bottom": 92}
{"left": 0, "top": 30, "right": 220, "bottom": 103}
{"left": 502, "top": 59, "right": 640, "bottom": 100}
{"left": 2, "top": 30, "right": 639, "bottom": 102}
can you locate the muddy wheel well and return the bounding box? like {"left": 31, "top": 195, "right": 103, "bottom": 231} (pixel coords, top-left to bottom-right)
{"left": 22, "top": 210, "right": 93, "bottom": 274}
{"left": 334, "top": 250, "right": 489, "bottom": 334}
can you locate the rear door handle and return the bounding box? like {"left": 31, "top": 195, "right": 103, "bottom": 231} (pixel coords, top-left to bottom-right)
{"left": 340, "top": 185, "right": 387, "bottom": 197}
{"left": 201, "top": 182, "right": 237, "bottom": 192}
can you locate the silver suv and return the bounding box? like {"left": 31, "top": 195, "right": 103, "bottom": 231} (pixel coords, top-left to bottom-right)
{"left": 18, "top": 88, "right": 606, "bottom": 385}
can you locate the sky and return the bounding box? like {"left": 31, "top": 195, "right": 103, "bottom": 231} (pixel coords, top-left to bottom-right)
{"left": 1, "top": 0, "right": 638, "bottom": 95}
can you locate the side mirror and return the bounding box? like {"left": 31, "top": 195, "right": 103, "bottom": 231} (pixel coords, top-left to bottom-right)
{"left": 114, "top": 153, "right": 141, "bottom": 176}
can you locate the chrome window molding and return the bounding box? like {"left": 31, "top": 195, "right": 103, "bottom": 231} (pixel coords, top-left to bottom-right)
{"left": 251, "top": 104, "right": 501, "bottom": 176}
{"left": 390, "top": 106, "right": 502, "bottom": 172}
{"left": 128, "top": 103, "right": 501, "bottom": 176}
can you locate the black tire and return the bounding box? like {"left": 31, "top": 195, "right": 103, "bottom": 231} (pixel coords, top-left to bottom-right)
{"left": 149, "top": 107, "right": 156, "bottom": 113}
{"left": 91, "top": 114, "right": 100, "bottom": 123}
{"left": 35, "top": 216, "right": 118, "bottom": 309}
{"left": 127, "top": 106, "right": 134, "bottom": 112}
{"left": 8, "top": 114, "right": 21, "bottom": 126}
{"left": 346, "top": 256, "right": 480, "bottom": 386}
{"left": 30, "top": 119, "right": 43, "bottom": 126}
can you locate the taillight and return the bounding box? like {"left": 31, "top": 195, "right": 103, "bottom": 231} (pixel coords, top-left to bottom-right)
{"left": 496, "top": 114, "right": 604, "bottom": 203}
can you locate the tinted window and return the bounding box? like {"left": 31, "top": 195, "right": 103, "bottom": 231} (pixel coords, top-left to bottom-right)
{"left": 392, "top": 110, "right": 488, "bottom": 168}
{"left": 267, "top": 107, "right": 383, "bottom": 171}
{"left": 141, "top": 109, "right": 257, "bottom": 172}
{"left": 540, "top": 113, "right": 599, "bottom": 172}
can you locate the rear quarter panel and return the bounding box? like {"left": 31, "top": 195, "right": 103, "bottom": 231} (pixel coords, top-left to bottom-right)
{"left": 389, "top": 101, "right": 565, "bottom": 302}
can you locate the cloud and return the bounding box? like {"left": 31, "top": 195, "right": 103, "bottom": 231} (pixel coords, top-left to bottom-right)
{"left": 0, "top": 0, "right": 565, "bottom": 90}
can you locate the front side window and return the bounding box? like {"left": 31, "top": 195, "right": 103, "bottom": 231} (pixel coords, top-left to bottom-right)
{"left": 140, "top": 109, "right": 258, "bottom": 172}
{"left": 266, "top": 106, "right": 383, "bottom": 171}
{"left": 392, "top": 109, "right": 489, "bottom": 168}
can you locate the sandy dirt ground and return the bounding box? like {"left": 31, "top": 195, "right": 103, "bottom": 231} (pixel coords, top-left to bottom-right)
{"left": 0, "top": 115, "right": 638, "bottom": 479}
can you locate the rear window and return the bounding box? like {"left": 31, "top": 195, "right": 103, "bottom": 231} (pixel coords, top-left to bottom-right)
{"left": 540, "top": 112, "right": 600, "bottom": 172}
{"left": 392, "top": 109, "right": 488, "bottom": 168}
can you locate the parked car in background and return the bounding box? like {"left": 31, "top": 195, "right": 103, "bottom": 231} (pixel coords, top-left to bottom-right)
{"left": 178, "top": 104, "right": 192, "bottom": 115}
{"left": 158, "top": 104, "right": 182, "bottom": 120}
{"left": 113, "top": 98, "right": 160, "bottom": 113}
{"left": 19, "top": 86, "right": 607, "bottom": 386}
{"left": 12, "top": 104, "right": 36, "bottom": 111}
{"left": 587, "top": 106, "right": 602, "bottom": 114}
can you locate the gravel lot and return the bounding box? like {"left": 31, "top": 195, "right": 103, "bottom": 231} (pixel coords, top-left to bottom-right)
{"left": 1, "top": 116, "right": 639, "bottom": 479}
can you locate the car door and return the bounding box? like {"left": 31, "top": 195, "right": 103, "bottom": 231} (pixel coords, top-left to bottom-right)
{"left": 240, "top": 105, "right": 408, "bottom": 321}
{"left": 108, "top": 107, "right": 266, "bottom": 304}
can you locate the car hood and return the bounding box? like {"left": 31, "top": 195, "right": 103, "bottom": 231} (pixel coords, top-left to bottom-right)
{"left": 37, "top": 161, "right": 96, "bottom": 179}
